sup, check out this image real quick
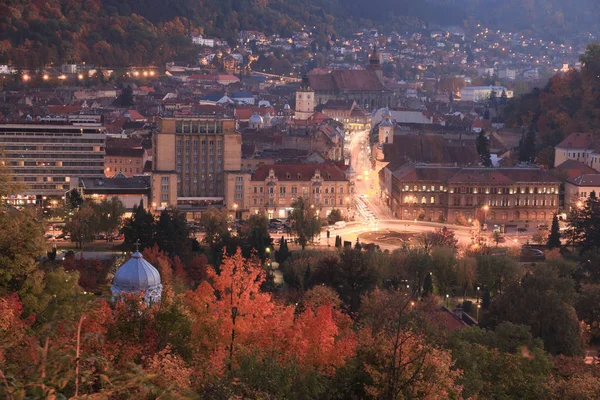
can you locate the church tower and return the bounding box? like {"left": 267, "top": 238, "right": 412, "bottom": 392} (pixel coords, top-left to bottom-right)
{"left": 367, "top": 46, "right": 383, "bottom": 82}
{"left": 295, "top": 75, "right": 315, "bottom": 120}
{"left": 378, "top": 108, "right": 394, "bottom": 145}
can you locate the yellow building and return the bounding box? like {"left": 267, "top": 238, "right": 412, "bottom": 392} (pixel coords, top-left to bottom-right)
{"left": 247, "top": 164, "right": 353, "bottom": 219}
{"left": 151, "top": 117, "right": 242, "bottom": 218}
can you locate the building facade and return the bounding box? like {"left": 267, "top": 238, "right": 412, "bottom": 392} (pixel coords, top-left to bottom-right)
{"left": 460, "top": 86, "right": 513, "bottom": 102}
{"left": 564, "top": 174, "right": 600, "bottom": 210}
{"left": 79, "top": 175, "right": 151, "bottom": 213}
{"left": 105, "top": 147, "right": 146, "bottom": 177}
{"left": 388, "top": 165, "right": 560, "bottom": 224}
{"left": 0, "top": 123, "right": 106, "bottom": 199}
{"left": 247, "top": 164, "right": 354, "bottom": 219}
{"left": 554, "top": 132, "right": 600, "bottom": 171}
{"left": 151, "top": 117, "right": 242, "bottom": 216}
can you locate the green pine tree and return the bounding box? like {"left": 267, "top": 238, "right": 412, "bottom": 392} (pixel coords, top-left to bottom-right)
{"left": 303, "top": 264, "right": 311, "bottom": 290}
{"left": 423, "top": 273, "right": 433, "bottom": 296}
{"left": 476, "top": 129, "right": 492, "bottom": 167}
{"left": 547, "top": 214, "right": 562, "bottom": 249}
{"left": 519, "top": 125, "right": 537, "bottom": 163}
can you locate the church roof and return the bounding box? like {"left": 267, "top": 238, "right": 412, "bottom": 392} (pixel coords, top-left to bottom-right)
{"left": 308, "top": 70, "right": 390, "bottom": 92}
{"left": 112, "top": 251, "right": 162, "bottom": 292}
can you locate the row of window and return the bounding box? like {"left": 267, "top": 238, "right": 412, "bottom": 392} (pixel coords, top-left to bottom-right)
{"left": 176, "top": 139, "right": 222, "bottom": 147}
{"left": 405, "top": 195, "right": 557, "bottom": 207}
{"left": 176, "top": 157, "right": 222, "bottom": 164}
{"left": 107, "top": 167, "right": 141, "bottom": 174}
{"left": 174, "top": 121, "right": 224, "bottom": 134}
{"left": 450, "top": 187, "right": 556, "bottom": 194}
{"left": 403, "top": 184, "right": 557, "bottom": 194}
{"left": 176, "top": 148, "right": 222, "bottom": 156}
{"left": 252, "top": 197, "right": 345, "bottom": 206}
{"left": 176, "top": 166, "right": 222, "bottom": 173}
{"left": 107, "top": 158, "right": 141, "bottom": 164}
{"left": 253, "top": 186, "right": 345, "bottom": 194}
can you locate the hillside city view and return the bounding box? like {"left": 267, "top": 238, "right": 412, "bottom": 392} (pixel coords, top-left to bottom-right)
{"left": 2, "top": 0, "right": 600, "bottom": 398}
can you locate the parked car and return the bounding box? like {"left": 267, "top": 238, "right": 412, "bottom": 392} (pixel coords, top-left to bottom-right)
{"left": 112, "top": 234, "right": 124, "bottom": 241}
{"left": 328, "top": 221, "right": 347, "bottom": 230}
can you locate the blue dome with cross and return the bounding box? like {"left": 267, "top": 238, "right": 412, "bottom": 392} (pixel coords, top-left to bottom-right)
{"left": 110, "top": 243, "right": 162, "bottom": 304}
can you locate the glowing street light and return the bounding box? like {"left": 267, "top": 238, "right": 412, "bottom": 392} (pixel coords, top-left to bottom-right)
{"left": 42, "top": 74, "right": 49, "bottom": 81}
{"left": 77, "top": 74, "right": 84, "bottom": 80}
{"left": 22, "top": 74, "right": 30, "bottom": 82}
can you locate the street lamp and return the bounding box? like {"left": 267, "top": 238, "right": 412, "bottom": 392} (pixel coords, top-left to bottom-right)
{"left": 482, "top": 205, "right": 489, "bottom": 230}
{"left": 445, "top": 294, "right": 449, "bottom": 308}
{"left": 476, "top": 286, "right": 480, "bottom": 303}
{"left": 477, "top": 304, "right": 481, "bottom": 321}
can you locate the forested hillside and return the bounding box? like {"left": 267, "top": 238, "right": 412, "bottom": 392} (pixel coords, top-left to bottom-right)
{"left": 0, "top": 0, "right": 463, "bottom": 68}
{"left": 0, "top": 0, "right": 598, "bottom": 68}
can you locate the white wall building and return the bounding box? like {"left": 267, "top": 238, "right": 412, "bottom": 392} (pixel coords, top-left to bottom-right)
{"left": 460, "top": 86, "right": 513, "bottom": 102}
{"left": 191, "top": 35, "right": 215, "bottom": 47}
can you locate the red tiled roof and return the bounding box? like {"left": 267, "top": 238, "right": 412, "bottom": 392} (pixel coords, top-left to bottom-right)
{"left": 192, "top": 104, "right": 228, "bottom": 115}
{"left": 309, "top": 70, "right": 389, "bottom": 92}
{"left": 393, "top": 165, "right": 460, "bottom": 182}
{"left": 106, "top": 136, "right": 145, "bottom": 149}
{"left": 393, "top": 165, "right": 561, "bottom": 185}
{"left": 251, "top": 163, "right": 348, "bottom": 182}
{"left": 106, "top": 147, "right": 145, "bottom": 157}
{"left": 556, "top": 159, "right": 597, "bottom": 179}
{"left": 127, "top": 110, "right": 146, "bottom": 120}
{"left": 308, "top": 112, "right": 333, "bottom": 122}
{"left": 235, "top": 106, "right": 275, "bottom": 120}
{"left": 568, "top": 174, "right": 600, "bottom": 186}
{"left": 47, "top": 105, "right": 82, "bottom": 114}
{"left": 556, "top": 132, "right": 595, "bottom": 149}
{"left": 384, "top": 135, "right": 479, "bottom": 166}
{"left": 427, "top": 307, "right": 468, "bottom": 332}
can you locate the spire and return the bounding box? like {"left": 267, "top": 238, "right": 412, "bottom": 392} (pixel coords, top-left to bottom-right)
{"left": 300, "top": 74, "right": 311, "bottom": 91}
{"left": 134, "top": 239, "right": 141, "bottom": 252}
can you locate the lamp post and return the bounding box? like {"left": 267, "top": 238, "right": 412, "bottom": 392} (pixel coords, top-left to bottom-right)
{"left": 476, "top": 286, "right": 481, "bottom": 303}
{"left": 482, "top": 205, "right": 489, "bottom": 231}
{"left": 233, "top": 203, "right": 238, "bottom": 219}
{"left": 477, "top": 304, "right": 481, "bottom": 321}
{"left": 445, "top": 294, "right": 449, "bottom": 308}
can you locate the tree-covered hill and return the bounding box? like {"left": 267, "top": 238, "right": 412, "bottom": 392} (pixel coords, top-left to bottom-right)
{"left": 0, "top": 0, "right": 464, "bottom": 68}
{"left": 1, "top": 0, "right": 599, "bottom": 68}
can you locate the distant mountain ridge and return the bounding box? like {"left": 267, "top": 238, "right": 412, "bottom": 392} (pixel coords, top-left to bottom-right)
{"left": 0, "top": 0, "right": 597, "bottom": 68}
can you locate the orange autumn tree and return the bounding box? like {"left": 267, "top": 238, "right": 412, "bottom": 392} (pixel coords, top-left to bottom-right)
{"left": 185, "top": 249, "right": 356, "bottom": 382}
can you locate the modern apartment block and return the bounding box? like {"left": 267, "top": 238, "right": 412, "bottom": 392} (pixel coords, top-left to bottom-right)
{"left": 0, "top": 123, "right": 106, "bottom": 201}
{"left": 151, "top": 116, "right": 242, "bottom": 217}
